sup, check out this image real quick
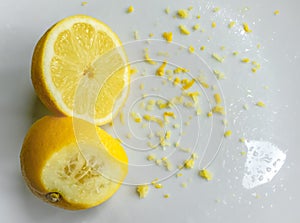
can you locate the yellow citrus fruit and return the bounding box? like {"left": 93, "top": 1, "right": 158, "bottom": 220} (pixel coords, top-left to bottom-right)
{"left": 31, "top": 15, "right": 130, "bottom": 125}
{"left": 20, "top": 116, "right": 128, "bottom": 210}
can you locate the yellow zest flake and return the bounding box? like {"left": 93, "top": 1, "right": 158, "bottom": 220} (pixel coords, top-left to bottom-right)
{"left": 239, "top": 137, "right": 246, "bottom": 143}
{"left": 174, "top": 67, "right": 189, "bottom": 74}
{"left": 147, "top": 154, "right": 156, "bottom": 161}
{"left": 131, "top": 112, "right": 142, "bottom": 123}
{"left": 176, "top": 173, "right": 183, "bottom": 177}
{"left": 241, "top": 58, "right": 250, "bottom": 63}
{"left": 187, "top": 91, "right": 199, "bottom": 102}
{"left": 156, "top": 100, "right": 170, "bottom": 109}
{"left": 184, "top": 159, "right": 194, "bottom": 169}
{"left": 165, "top": 7, "right": 170, "bottom": 14}
{"left": 182, "top": 79, "right": 195, "bottom": 90}
{"left": 126, "top": 133, "right": 132, "bottom": 139}
{"left": 256, "top": 101, "right": 266, "bottom": 107}
{"left": 212, "top": 105, "right": 225, "bottom": 115}
{"left": 172, "top": 77, "right": 180, "bottom": 86}
{"left": 149, "top": 33, "right": 154, "bottom": 38}
{"left": 228, "top": 21, "right": 236, "bottom": 28}
{"left": 193, "top": 24, "right": 200, "bottom": 31}
{"left": 178, "top": 25, "right": 190, "bottom": 35}
{"left": 151, "top": 179, "right": 159, "bottom": 185}
{"left": 181, "top": 182, "right": 188, "bottom": 188}
{"left": 143, "top": 114, "right": 164, "bottom": 127}
{"left": 177, "top": 9, "right": 189, "bottom": 18}
{"left": 213, "top": 70, "right": 225, "bottom": 79}
{"left": 162, "top": 32, "right": 173, "bottom": 43}
{"left": 154, "top": 183, "right": 163, "bottom": 189}
{"left": 274, "top": 10, "right": 280, "bottom": 15}
{"left": 165, "top": 130, "right": 171, "bottom": 139}
{"left": 199, "top": 169, "right": 213, "bottom": 181}
{"left": 233, "top": 51, "right": 239, "bottom": 56}
{"left": 136, "top": 185, "right": 149, "bottom": 198}
{"left": 196, "top": 14, "right": 201, "bottom": 19}
{"left": 164, "top": 111, "right": 176, "bottom": 119}
{"left": 200, "top": 46, "right": 206, "bottom": 51}
{"left": 183, "top": 102, "right": 194, "bottom": 108}
{"left": 214, "top": 93, "right": 222, "bottom": 104}
{"left": 211, "top": 21, "right": 217, "bottom": 28}
{"left": 184, "top": 153, "right": 198, "bottom": 169}
{"left": 139, "top": 83, "right": 144, "bottom": 90}
{"left": 224, "top": 130, "right": 232, "bottom": 138}
{"left": 144, "top": 48, "right": 157, "bottom": 65}
{"left": 199, "top": 80, "right": 209, "bottom": 88}
{"left": 81, "top": 2, "right": 88, "bottom": 6}
{"left": 147, "top": 142, "right": 156, "bottom": 149}
{"left": 162, "top": 157, "right": 173, "bottom": 171}
{"left": 207, "top": 111, "right": 213, "bottom": 117}
{"left": 241, "top": 151, "right": 247, "bottom": 156}
{"left": 188, "top": 45, "right": 195, "bottom": 53}
{"left": 188, "top": 6, "right": 193, "bottom": 11}
{"left": 213, "top": 7, "right": 220, "bottom": 12}
{"left": 164, "top": 194, "right": 170, "bottom": 198}
{"left": 173, "top": 124, "right": 180, "bottom": 129}
{"left": 252, "top": 61, "right": 261, "bottom": 72}
{"left": 130, "top": 67, "right": 138, "bottom": 75}
{"left": 243, "top": 23, "right": 252, "bottom": 33}
{"left": 119, "top": 111, "right": 125, "bottom": 125}
{"left": 156, "top": 61, "right": 167, "bottom": 76}
{"left": 127, "top": 5, "right": 134, "bottom": 13}
{"left": 212, "top": 53, "right": 224, "bottom": 63}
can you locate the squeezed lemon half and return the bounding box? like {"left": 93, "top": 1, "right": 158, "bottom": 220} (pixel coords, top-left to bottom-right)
{"left": 31, "top": 15, "right": 130, "bottom": 125}
{"left": 20, "top": 116, "right": 128, "bottom": 210}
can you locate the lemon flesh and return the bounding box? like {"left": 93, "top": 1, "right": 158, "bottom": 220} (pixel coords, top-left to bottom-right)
{"left": 20, "top": 116, "right": 128, "bottom": 210}
{"left": 32, "top": 15, "right": 130, "bottom": 125}
{"left": 42, "top": 143, "right": 124, "bottom": 206}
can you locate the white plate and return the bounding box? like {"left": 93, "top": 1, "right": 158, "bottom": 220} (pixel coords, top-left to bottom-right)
{"left": 0, "top": 0, "right": 299, "bottom": 222}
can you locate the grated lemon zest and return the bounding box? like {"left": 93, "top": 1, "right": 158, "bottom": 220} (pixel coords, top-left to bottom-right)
{"left": 182, "top": 79, "right": 195, "bottom": 90}
{"left": 127, "top": 5, "right": 134, "bottom": 13}
{"left": 156, "top": 61, "right": 167, "bottom": 76}
{"left": 177, "top": 9, "right": 189, "bottom": 18}
{"left": 136, "top": 185, "right": 149, "bottom": 198}
{"left": 144, "top": 48, "right": 157, "bottom": 65}
{"left": 212, "top": 105, "right": 225, "bottom": 115}
{"left": 179, "top": 25, "right": 190, "bottom": 35}
{"left": 162, "top": 32, "right": 173, "bottom": 42}
{"left": 212, "top": 53, "right": 224, "bottom": 63}
{"left": 214, "top": 93, "right": 222, "bottom": 104}
{"left": 199, "top": 169, "right": 213, "bottom": 181}
{"left": 243, "top": 23, "right": 252, "bottom": 33}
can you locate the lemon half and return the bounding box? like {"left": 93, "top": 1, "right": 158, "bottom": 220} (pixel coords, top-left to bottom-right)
{"left": 31, "top": 15, "right": 130, "bottom": 125}
{"left": 20, "top": 116, "right": 128, "bottom": 210}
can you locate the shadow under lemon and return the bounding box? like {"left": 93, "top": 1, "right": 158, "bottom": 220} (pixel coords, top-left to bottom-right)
{"left": 31, "top": 96, "right": 53, "bottom": 123}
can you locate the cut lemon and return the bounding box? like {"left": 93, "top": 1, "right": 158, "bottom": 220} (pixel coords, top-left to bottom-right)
{"left": 20, "top": 116, "right": 128, "bottom": 210}
{"left": 31, "top": 15, "right": 130, "bottom": 125}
